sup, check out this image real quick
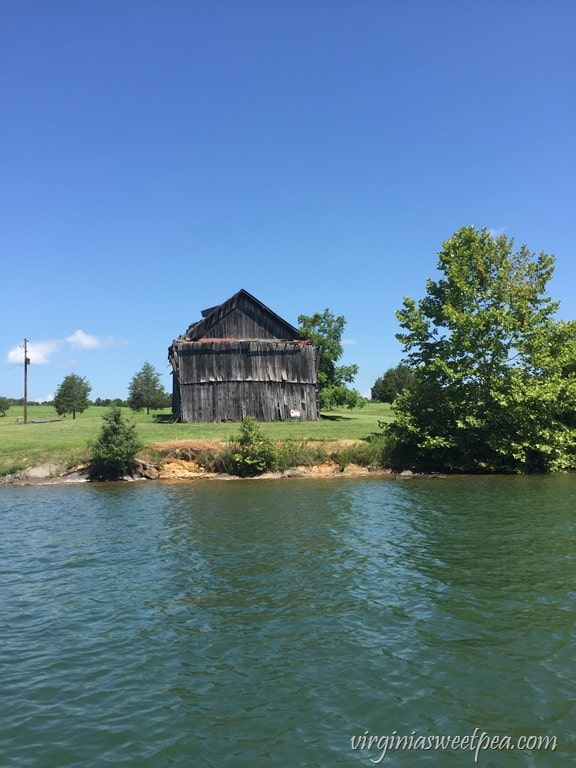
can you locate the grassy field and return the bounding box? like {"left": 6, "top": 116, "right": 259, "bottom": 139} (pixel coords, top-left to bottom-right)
{"left": 0, "top": 403, "right": 394, "bottom": 475}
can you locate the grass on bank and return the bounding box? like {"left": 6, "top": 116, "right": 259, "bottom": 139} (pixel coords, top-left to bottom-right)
{"left": 0, "top": 402, "right": 394, "bottom": 476}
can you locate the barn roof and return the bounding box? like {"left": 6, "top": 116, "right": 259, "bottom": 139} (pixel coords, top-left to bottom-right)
{"left": 181, "top": 289, "right": 301, "bottom": 341}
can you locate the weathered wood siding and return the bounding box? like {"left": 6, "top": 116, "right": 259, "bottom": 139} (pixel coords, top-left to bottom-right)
{"left": 184, "top": 293, "right": 297, "bottom": 341}
{"left": 169, "top": 289, "right": 320, "bottom": 422}
{"left": 178, "top": 381, "right": 318, "bottom": 422}
{"left": 171, "top": 340, "right": 319, "bottom": 422}
{"left": 176, "top": 341, "right": 318, "bottom": 384}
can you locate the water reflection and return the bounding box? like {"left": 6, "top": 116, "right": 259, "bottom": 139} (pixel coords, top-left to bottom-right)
{"left": 1, "top": 477, "right": 574, "bottom": 767}
{"left": 333, "top": 476, "right": 576, "bottom": 742}
{"left": 156, "top": 480, "right": 367, "bottom": 766}
{"left": 154, "top": 476, "right": 575, "bottom": 763}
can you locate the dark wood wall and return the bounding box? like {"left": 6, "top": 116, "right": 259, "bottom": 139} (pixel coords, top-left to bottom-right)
{"left": 170, "top": 291, "right": 320, "bottom": 422}
{"left": 171, "top": 340, "right": 319, "bottom": 422}
{"left": 177, "top": 380, "right": 318, "bottom": 422}
{"left": 176, "top": 341, "right": 318, "bottom": 384}
{"left": 185, "top": 293, "right": 297, "bottom": 341}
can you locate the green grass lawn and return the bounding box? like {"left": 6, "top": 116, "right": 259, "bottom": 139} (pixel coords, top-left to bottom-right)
{"left": 0, "top": 402, "right": 394, "bottom": 475}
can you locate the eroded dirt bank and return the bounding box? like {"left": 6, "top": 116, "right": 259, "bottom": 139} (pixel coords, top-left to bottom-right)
{"left": 1, "top": 440, "right": 408, "bottom": 486}
{"left": 151, "top": 438, "right": 393, "bottom": 480}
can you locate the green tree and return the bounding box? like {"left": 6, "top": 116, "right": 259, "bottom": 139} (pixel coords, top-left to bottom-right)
{"left": 89, "top": 406, "right": 141, "bottom": 480}
{"left": 0, "top": 397, "right": 10, "bottom": 416}
{"left": 127, "top": 362, "right": 169, "bottom": 415}
{"left": 53, "top": 374, "right": 92, "bottom": 419}
{"left": 228, "top": 416, "right": 278, "bottom": 477}
{"left": 297, "top": 308, "right": 364, "bottom": 409}
{"left": 371, "top": 364, "right": 416, "bottom": 403}
{"left": 388, "top": 226, "right": 576, "bottom": 472}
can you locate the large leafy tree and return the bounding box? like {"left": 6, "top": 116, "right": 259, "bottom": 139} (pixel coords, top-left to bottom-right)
{"left": 53, "top": 374, "right": 92, "bottom": 419}
{"left": 297, "top": 309, "right": 364, "bottom": 409}
{"left": 371, "top": 364, "right": 415, "bottom": 403}
{"left": 389, "top": 226, "right": 576, "bottom": 472}
{"left": 0, "top": 396, "right": 10, "bottom": 416}
{"left": 127, "top": 362, "right": 169, "bottom": 415}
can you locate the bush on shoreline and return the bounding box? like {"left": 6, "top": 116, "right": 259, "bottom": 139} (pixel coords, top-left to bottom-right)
{"left": 225, "top": 417, "right": 279, "bottom": 477}
{"left": 89, "top": 406, "right": 141, "bottom": 480}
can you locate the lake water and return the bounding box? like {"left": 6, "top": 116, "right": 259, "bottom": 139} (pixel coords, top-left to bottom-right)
{"left": 1, "top": 475, "right": 575, "bottom": 767}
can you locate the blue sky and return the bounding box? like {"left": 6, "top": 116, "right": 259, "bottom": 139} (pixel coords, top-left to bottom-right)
{"left": 1, "top": 0, "right": 575, "bottom": 402}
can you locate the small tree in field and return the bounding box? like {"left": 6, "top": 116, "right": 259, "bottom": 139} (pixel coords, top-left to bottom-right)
{"left": 128, "top": 362, "right": 169, "bottom": 415}
{"left": 297, "top": 308, "right": 364, "bottom": 409}
{"left": 0, "top": 397, "right": 10, "bottom": 416}
{"left": 89, "top": 406, "right": 141, "bottom": 480}
{"left": 53, "top": 374, "right": 91, "bottom": 419}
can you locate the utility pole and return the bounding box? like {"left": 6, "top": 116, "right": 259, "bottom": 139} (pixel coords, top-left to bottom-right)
{"left": 24, "top": 338, "right": 29, "bottom": 424}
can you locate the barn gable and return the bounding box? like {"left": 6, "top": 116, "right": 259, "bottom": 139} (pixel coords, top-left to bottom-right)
{"left": 183, "top": 289, "right": 299, "bottom": 341}
{"left": 169, "top": 290, "right": 320, "bottom": 422}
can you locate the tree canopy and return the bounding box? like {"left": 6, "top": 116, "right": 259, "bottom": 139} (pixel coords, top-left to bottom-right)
{"left": 297, "top": 308, "right": 364, "bottom": 409}
{"left": 53, "top": 374, "right": 92, "bottom": 419}
{"left": 127, "top": 362, "right": 169, "bottom": 415}
{"left": 388, "top": 226, "right": 576, "bottom": 472}
{"left": 371, "top": 364, "right": 415, "bottom": 403}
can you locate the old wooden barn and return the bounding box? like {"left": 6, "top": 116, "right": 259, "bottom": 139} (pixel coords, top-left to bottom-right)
{"left": 168, "top": 289, "right": 321, "bottom": 422}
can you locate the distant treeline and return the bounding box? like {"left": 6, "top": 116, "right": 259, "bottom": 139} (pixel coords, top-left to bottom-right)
{"left": 2, "top": 397, "right": 132, "bottom": 408}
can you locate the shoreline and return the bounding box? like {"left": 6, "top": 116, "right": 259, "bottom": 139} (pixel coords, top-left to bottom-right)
{"left": 0, "top": 460, "right": 432, "bottom": 487}
{"left": 0, "top": 438, "right": 410, "bottom": 487}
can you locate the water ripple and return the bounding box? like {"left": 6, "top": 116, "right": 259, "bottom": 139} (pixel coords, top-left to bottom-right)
{"left": 1, "top": 477, "right": 575, "bottom": 766}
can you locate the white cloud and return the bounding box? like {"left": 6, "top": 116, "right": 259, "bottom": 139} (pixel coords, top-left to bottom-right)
{"left": 6, "top": 330, "right": 127, "bottom": 365}
{"left": 342, "top": 338, "right": 357, "bottom": 346}
{"left": 7, "top": 340, "right": 59, "bottom": 365}
{"left": 66, "top": 329, "right": 102, "bottom": 349}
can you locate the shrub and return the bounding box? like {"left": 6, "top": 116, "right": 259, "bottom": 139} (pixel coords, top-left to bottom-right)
{"left": 319, "top": 384, "right": 366, "bottom": 410}
{"left": 228, "top": 417, "right": 278, "bottom": 477}
{"left": 89, "top": 406, "right": 141, "bottom": 480}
